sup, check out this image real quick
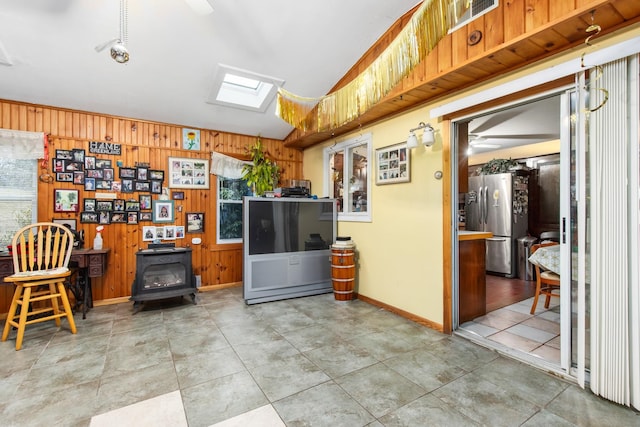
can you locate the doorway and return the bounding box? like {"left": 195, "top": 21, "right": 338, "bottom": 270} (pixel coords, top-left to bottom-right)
{"left": 453, "top": 92, "right": 569, "bottom": 371}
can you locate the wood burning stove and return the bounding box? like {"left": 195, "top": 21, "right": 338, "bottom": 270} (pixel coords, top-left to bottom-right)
{"left": 131, "top": 247, "right": 197, "bottom": 312}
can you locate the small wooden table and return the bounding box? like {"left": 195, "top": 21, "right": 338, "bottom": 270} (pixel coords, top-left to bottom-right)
{"left": 68, "top": 248, "right": 110, "bottom": 318}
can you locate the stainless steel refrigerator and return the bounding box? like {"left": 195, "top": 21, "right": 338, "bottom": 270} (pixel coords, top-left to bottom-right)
{"left": 465, "top": 172, "right": 528, "bottom": 277}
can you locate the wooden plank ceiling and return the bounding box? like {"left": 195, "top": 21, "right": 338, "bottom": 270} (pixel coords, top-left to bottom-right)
{"left": 283, "top": 0, "right": 640, "bottom": 149}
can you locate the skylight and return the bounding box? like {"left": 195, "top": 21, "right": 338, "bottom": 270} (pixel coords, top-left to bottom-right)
{"left": 207, "top": 65, "right": 284, "bottom": 113}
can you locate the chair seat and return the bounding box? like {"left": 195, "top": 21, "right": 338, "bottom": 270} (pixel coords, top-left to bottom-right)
{"left": 4, "top": 267, "right": 70, "bottom": 282}
{"left": 540, "top": 270, "right": 560, "bottom": 281}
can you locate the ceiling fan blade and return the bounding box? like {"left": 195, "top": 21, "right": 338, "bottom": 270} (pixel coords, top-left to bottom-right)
{"left": 95, "top": 38, "right": 119, "bottom": 53}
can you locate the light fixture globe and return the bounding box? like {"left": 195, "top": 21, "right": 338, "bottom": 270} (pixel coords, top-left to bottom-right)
{"left": 110, "top": 42, "right": 129, "bottom": 63}
{"left": 406, "top": 131, "right": 419, "bottom": 149}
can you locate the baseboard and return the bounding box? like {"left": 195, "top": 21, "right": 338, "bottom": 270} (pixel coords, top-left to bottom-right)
{"left": 356, "top": 293, "right": 444, "bottom": 333}
{"left": 198, "top": 282, "right": 242, "bottom": 292}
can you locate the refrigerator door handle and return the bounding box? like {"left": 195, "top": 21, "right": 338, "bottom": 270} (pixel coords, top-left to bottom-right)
{"left": 478, "top": 186, "right": 484, "bottom": 226}
{"left": 483, "top": 185, "right": 489, "bottom": 225}
{"left": 487, "top": 237, "right": 508, "bottom": 242}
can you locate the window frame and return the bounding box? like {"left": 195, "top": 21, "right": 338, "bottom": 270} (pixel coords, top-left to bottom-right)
{"left": 323, "top": 133, "right": 372, "bottom": 222}
{"left": 0, "top": 158, "right": 38, "bottom": 250}
{"left": 216, "top": 174, "right": 251, "bottom": 244}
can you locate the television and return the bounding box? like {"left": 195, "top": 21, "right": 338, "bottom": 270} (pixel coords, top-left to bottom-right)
{"left": 243, "top": 197, "right": 337, "bottom": 304}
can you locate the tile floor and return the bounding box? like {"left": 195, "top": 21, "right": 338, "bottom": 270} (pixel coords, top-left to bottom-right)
{"left": 460, "top": 296, "right": 562, "bottom": 364}
{"left": 1, "top": 287, "right": 638, "bottom": 426}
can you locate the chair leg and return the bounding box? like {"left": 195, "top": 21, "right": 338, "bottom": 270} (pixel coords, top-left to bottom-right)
{"left": 57, "top": 282, "right": 77, "bottom": 334}
{"left": 15, "top": 286, "right": 32, "bottom": 351}
{"left": 49, "top": 283, "right": 62, "bottom": 327}
{"left": 2, "top": 285, "right": 22, "bottom": 342}
{"left": 530, "top": 280, "right": 542, "bottom": 315}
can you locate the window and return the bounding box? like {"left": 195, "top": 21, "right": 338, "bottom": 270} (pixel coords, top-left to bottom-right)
{"left": 207, "top": 64, "right": 284, "bottom": 113}
{"left": 0, "top": 158, "right": 38, "bottom": 249}
{"left": 324, "top": 133, "right": 371, "bottom": 222}
{"left": 217, "top": 176, "right": 252, "bottom": 243}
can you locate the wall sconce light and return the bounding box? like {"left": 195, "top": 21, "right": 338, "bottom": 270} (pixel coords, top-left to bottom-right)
{"left": 406, "top": 122, "right": 435, "bottom": 148}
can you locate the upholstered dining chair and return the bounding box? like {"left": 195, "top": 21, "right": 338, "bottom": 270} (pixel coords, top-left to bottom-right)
{"left": 529, "top": 242, "right": 560, "bottom": 314}
{"left": 2, "top": 222, "right": 77, "bottom": 350}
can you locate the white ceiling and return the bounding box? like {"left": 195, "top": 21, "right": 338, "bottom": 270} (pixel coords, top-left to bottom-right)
{"left": 467, "top": 95, "right": 561, "bottom": 154}
{"left": 0, "top": 0, "right": 421, "bottom": 140}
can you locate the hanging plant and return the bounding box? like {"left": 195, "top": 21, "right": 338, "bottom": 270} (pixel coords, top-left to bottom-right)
{"left": 480, "top": 158, "right": 519, "bottom": 175}
{"left": 242, "top": 138, "right": 280, "bottom": 196}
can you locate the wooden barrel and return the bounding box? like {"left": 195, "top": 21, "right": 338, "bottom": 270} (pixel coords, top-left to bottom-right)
{"left": 331, "top": 246, "right": 355, "bottom": 300}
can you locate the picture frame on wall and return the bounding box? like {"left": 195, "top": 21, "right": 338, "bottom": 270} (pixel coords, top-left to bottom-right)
{"left": 97, "top": 200, "right": 113, "bottom": 211}
{"left": 149, "top": 170, "right": 164, "bottom": 181}
{"left": 110, "top": 212, "right": 127, "bottom": 223}
{"left": 85, "top": 178, "right": 96, "bottom": 191}
{"left": 139, "top": 211, "right": 153, "bottom": 222}
{"left": 172, "top": 191, "right": 184, "bottom": 200}
{"left": 135, "top": 181, "right": 150, "bottom": 192}
{"left": 83, "top": 198, "right": 96, "bottom": 212}
{"left": 168, "top": 157, "right": 209, "bottom": 189}
{"left": 54, "top": 189, "right": 79, "bottom": 213}
{"left": 125, "top": 201, "right": 140, "bottom": 211}
{"left": 142, "top": 226, "right": 156, "bottom": 241}
{"left": 163, "top": 226, "right": 177, "bottom": 240}
{"left": 98, "top": 211, "right": 110, "bottom": 225}
{"left": 127, "top": 211, "right": 138, "bottom": 225}
{"left": 84, "top": 156, "right": 96, "bottom": 170}
{"left": 186, "top": 212, "right": 204, "bottom": 233}
{"left": 375, "top": 142, "right": 410, "bottom": 185}
{"left": 139, "top": 194, "right": 152, "bottom": 210}
{"left": 182, "top": 128, "right": 200, "bottom": 151}
{"left": 151, "top": 180, "right": 162, "bottom": 194}
{"left": 80, "top": 211, "right": 98, "bottom": 223}
{"left": 95, "top": 159, "right": 112, "bottom": 169}
{"left": 55, "top": 149, "right": 73, "bottom": 160}
{"left": 152, "top": 200, "right": 174, "bottom": 223}
{"left": 119, "top": 167, "right": 136, "bottom": 179}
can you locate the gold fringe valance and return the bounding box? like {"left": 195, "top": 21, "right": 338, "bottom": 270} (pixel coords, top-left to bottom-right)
{"left": 276, "top": 0, "right": 469, "bottom": 132}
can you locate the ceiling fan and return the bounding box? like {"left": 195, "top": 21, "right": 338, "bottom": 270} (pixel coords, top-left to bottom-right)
{"left": 94, "top": 0, "right": 129, "bottom": 63}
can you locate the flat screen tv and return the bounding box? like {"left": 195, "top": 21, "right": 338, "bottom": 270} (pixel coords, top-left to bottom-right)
{"left": 242, "top": 197, "right": 337, "bottom": 304}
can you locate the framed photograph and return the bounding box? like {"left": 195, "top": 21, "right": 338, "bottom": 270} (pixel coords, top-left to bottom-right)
{"left": 172, "top": 191, "right": 184, "bottom": 200}
{"left": 53, "top": 159, "right": 65, "bottom": 172}
{"left": 87, "top": 169, "right": 104, "bottom": 179}
{"left": 121, "top": 178, "right": 134, "bottom": 193}
{"left": 110, "top": 211, "right": 127, "bottom": 223}
{"left": 103, "top": 168, "right": 115, "bottom": 181}
{"left": 375, "top": 142, "right": 410, "bottom": 185}
{"left": 85, "top": 178, "right": 96, "bottom": 191}
{"left": 56, "top": 172, "right": 73, "bottom": 182}
{"left": 186, "top": 212, "right": 204, "bottom": 233}
{"left": 111, "top": 181, "right": 122, "bottom": 192}
{"left": 127, "top": 211, "right": 138, "bottom": 225}
{"left": 142, "top": 226, "right": 156, "bottom": 241}
{"left": 80, "top": 211, "right": 98, "bottom": 223}
{"left": 98, "top": 211, "right": 110, "bottom": 225}
{"left": 149, "top": 170, "right": 164, "bottom": 181}
{"left": 136, "top": 167, "right": 148, "bottom": 181}
{"left": 125, "top": 201, "right": 140, "bottom": 211}
{"left": 135, "top": 181, "right": 150, "bottom": 192}
{"left": 73, "top": 171, "right": 85, "bottom": 185}
{"left": 95, "top": 159, "right": 112, "bottom": 169}
{"left": 163, "top": 226, "right": 177, "bottom": 240}
{"left": 54, "top": 189, "right": 79, "bottom": 213}
{"left": 152, "top": 200, "right": 174, "bottom": 223}
{"left": 52, "top": 218, "right": 76, "bottom": 230}
{"left": 84, "top": 156, "right": 96, "bottom": 170}
{"left": 113, "top": 199, "right": 125, "bottom": 212}
{"left": 175, "top": 226, "right": 185, "bottom": 239}
{"left": 155, "top": 226, "right": 165, "bottom": 239}
{"left": 96, "top": 180, "right": 112, "bottom": 190}
{"left": 139, "top": 211, "right": 153, "bottom": 222}
{"left": 168, "top": 157, "right": 209, "bottom": 189}
{"left": 139, "top": 194, "right": 152, "bottom": 210}
{"left": 151, "top": 180, "right": 162, "bottom": 194}
{"left": 97, "top": 200, "right": 113, "bottom": 211}
{"left": 119, "top": 167, "right": 136, "bottom": 179}
{"left": 55, "top": 149, "right": 73, "bottom": 160}
{"left": 65, "top": 161, "right": 83, "bottom": 172}
{"left": 72, "top": 149, "right": 85, "bottom": 163}
{"left": 83, "top": 198, "right": 96, "bottom": 212}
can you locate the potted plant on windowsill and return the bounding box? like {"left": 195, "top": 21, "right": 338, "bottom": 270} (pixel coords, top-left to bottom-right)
{"left": 242, "top": 137, "right": 280, "bottom": 196}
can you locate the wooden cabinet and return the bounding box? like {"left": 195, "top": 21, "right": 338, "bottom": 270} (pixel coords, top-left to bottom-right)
{"left": 458, "top": 232, "right": 490, "bottom": 323}
{"left": 458, "top": 122, "right": 469, "bottom": 193}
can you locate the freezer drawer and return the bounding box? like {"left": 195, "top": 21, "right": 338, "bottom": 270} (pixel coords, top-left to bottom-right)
{"left": 485, "top": 236, "right": 512, "bottom": 276}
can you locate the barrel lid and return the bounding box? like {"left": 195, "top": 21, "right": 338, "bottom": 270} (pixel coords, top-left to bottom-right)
{"left": 336, "top": 236, "right": 351, "bottom": 241}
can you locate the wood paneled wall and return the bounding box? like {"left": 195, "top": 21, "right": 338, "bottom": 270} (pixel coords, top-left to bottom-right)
{"left": 0, "top": 100, "right": 302, "bottom": 311}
